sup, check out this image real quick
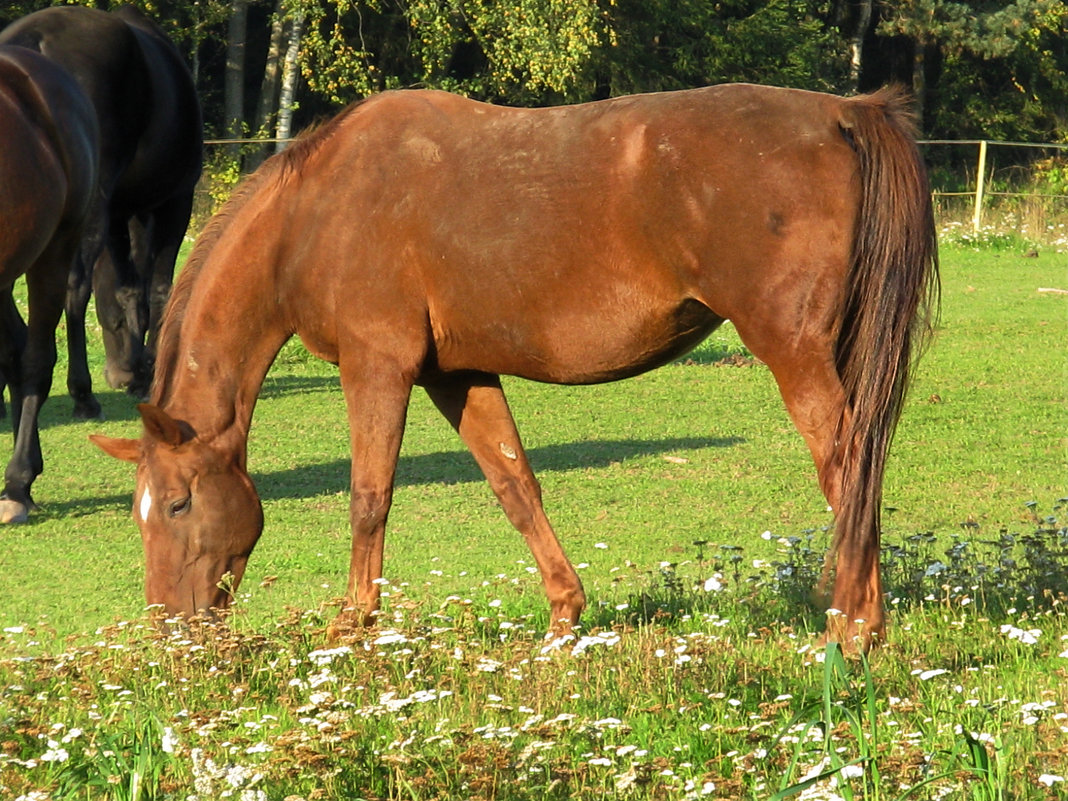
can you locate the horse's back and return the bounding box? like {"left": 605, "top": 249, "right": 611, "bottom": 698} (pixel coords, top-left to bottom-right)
{"left": 113, "top": 7, "right": 203, "bottom": 206}
{"left": 282, "top": 85, "right": 866, "bottom": 382}
{"left": 0, "top": 5, "right": 200, "bottom": 207}
{"left": 0, "top": 45, "right": 97, "bottom": 286}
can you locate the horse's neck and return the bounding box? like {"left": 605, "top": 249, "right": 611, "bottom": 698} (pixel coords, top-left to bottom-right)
{"left": 159, "top": 243, "right": 291, "bottom": 448}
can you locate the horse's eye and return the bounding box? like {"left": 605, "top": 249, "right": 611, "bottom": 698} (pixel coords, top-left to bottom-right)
{"left": 168, "top": 496, "right": 191, "bottom": 518}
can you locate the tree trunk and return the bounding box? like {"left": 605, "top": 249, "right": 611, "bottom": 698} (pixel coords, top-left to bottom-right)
{"left": 224, "top": 0, "right": 249, "bottom": 158}
{"left": 276, "top": 12, "right": 306, "bottom": 152}
{"left": 912, "top": 38, "right": 927, "bottom": 134}
{"left": 249, "top": 0, "right": 287, "bottom": 169}
{"left": 850, "top": 0, "right": 873, "bottom": 93}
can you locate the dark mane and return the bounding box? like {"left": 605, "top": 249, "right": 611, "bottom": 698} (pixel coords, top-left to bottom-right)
{"left": 151, "top": 101, "right": 366, "bottom": 404}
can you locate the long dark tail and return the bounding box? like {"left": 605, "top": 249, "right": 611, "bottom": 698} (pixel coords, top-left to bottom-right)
{"left": 826, "top": 88, "right": 940, "bottom": 601}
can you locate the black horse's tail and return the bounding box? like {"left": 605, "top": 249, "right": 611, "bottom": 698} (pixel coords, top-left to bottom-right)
{"left": 824, "top": 88, "right": 940, "bottom": 642}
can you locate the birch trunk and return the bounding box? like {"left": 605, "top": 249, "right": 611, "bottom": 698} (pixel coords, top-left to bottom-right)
{"left": 275, "top": 12, "right": 306, "bottom": 152}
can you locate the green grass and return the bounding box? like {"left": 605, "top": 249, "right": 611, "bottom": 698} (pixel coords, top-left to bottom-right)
{"left": 0, "top": 240, "right": 1066, "bottom": 799}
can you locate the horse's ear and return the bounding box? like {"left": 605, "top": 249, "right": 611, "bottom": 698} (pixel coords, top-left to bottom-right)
{"left": 89, "top": 434, "right": 141, "bottom": 464}
{"left": 137, "top": 403, "right": 192, "bottom": 447}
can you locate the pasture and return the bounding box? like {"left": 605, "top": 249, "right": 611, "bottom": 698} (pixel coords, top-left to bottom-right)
{"left": 0, "top": 239, "right": 1065, "bottom": 799}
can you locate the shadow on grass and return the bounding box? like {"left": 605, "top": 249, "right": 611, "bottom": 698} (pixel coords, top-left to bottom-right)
{"left": 254, "top": 435, "right": 744, "bottom": 499}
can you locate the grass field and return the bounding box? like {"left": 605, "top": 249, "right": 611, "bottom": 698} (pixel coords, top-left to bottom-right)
{"left": 0, "top": 239, "right": 1065, "bottom": 799}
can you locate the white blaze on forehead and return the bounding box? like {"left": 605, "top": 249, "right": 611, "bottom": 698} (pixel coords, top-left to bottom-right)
{"left": 139, "top": 485, "right": 153, "bottom": 520}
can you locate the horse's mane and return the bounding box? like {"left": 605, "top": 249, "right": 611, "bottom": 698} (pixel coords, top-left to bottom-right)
{"left": 151, "top": 101, "right": 366, "bottom": 405}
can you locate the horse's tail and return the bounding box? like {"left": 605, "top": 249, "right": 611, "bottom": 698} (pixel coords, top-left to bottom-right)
{"left": 824, "top": 88, "right": 940, "bottom": 637}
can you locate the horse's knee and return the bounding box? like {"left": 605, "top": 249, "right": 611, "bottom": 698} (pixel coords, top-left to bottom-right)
{"left": 350, "top": 486, "right": 392, "bottom": 532}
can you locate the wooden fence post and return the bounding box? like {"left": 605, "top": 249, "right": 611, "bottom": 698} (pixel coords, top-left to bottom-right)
{"left": 972, "top": 139, "right": 988, "bottom": 234}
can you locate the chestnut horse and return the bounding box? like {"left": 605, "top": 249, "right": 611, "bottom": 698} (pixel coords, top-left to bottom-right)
{"left": 93, "top": 84, "right": 939, "bottom": 649}
{"left": 0, "top": 45, "right": 98, "bottom": 522}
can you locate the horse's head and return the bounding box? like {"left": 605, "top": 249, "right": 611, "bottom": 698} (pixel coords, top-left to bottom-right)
{"left": 91, "top": 404, "right": 263, "bottom": 622}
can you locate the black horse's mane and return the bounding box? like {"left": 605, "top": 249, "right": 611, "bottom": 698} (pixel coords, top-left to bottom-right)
{"left": 151, "top": 100, "right": 367, "bottom": 404}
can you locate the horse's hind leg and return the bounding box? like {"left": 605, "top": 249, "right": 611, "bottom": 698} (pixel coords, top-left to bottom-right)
{"left": 65, "top": 212, "right": 107, "bottom": 419}
{"left": 64, "top": 252, "right": 100, "bottom": 419}
{"left": 142, "top": 194, "right": 194, "bottom": 385}
{"left": 424, "top": 373, "right": 586, "bottom": 635}
{"left": 754, "top": 339, "right": 884, "bottom": 650}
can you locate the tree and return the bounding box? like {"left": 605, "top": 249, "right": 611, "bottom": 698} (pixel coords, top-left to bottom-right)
{"left": 294, "top": 0, "right": 606, "bottom": 106}
{"left": 596, "top": 0, "right": 849, "bottom": 98}
{"left": 225, "top": 0, "right": 250, "bottom": 154}
{"left": 858, "top": 0, "right": 1068, "bottom": 137}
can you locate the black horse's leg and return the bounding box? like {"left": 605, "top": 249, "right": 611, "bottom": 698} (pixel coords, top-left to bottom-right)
{"left": 0, "top": 289, "right": 28, "bottom": 442}
{"left": 95, "top": 216, "right": 142, "bottom": 391}
{"left": 65, "top": 216, "right": 106, "bottom": 420}
{"left": 423, "top": 372, "right": 586, "bottom": 635}
{"left": 133, "top": 193, "right": 192, "bottom": 399}
{"left": 0, "top": 253, "right": 65, "bottom": 522}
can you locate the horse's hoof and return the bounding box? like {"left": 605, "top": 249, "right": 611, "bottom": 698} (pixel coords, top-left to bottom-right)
{"left": 327, "top": 607, "right": 375, "bottom": 641}
{"left": 72, "top": 399, "right": 103, "bottom": 421}
{"left": 0, "top": 499, "right": 30, "bottom": 524}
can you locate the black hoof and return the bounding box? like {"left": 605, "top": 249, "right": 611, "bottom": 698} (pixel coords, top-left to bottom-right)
{"left": 72, "top": 396, "right": 103, "bottom": 421}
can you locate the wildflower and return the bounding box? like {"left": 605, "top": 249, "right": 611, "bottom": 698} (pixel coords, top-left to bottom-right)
{"left": 572, "top": 631, "right": 621, "bottom": 655}
{"left": 307, "top": 646, "right": 353, "bottom": 666}
{"left": 39, "top": 741, "right": 69, "bottom": 763}
{"left": 372, "top": 631, "right": 409, "bottom": 647}
{"left": 914, "top": 668, "right": 948, "bottom": 681}
{"left": 162, "top": 726, "right": 178, "bottom": 754}
{"left": 703, "top": 574, "right": 723, "bottom": 592}
{"left": 840, "top": 764, "right": 864, "bottom": 780}
{"left": 594, "top": 542, "right": 608, "bottom": 549}
{"left": 615, "top": 765, "right": 638, "bottom": 790}
{"left": 1000, "top": 624, "right": 1040, "bottom": 645}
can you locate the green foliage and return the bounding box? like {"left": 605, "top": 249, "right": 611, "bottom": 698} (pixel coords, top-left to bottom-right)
{"left": 598, "top": 0, "right": 849, "bottom": 96}
{"left": 879, "top": 1, "right": 1068, "bottom": 140}
{"left": 297, "top": 0, "right": 606, "bottom": 104}
{"left": 409, "top": 0, "right": 606, "bottom": 102}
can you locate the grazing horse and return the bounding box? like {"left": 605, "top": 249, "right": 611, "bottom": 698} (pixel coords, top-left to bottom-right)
{"left": 0, "top": 45, "right": 98, "bottom": 523}
{"left": 0, "top": 4, "right": 203, "bottom": 417}
{"left": 92, "top": 84, "right": 939, "bottom": 650}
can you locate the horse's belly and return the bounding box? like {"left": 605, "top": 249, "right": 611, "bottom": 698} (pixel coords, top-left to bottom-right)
{"left": 432, "top": 296, "right": 724, "bottom": 385}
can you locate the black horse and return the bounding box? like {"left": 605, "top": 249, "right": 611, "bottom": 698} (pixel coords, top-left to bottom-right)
{"left": 0, "top": 4, "right": 203, "bottom": 418}
{"left": 0, "top": 45, "right": 99, "bottom": 522}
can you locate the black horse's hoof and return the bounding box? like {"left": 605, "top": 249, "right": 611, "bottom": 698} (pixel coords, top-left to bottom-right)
{"left": 72, "top": 397, "right": 103, "bottom": 421}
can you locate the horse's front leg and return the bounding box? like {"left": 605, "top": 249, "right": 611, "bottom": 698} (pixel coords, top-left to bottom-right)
{"left": 424, "top": 372, "right": 586, "bottom": 636}
{"left": 0, "top": 249, "right": 68, "bottom": 522}
{"left": 330, "top": 366, "right": 414, "bottom": 638}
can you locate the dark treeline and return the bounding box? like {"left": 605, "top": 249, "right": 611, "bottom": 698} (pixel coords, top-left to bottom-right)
{"left": 3, "top": 1, "right": 1066, "bottom": 158}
